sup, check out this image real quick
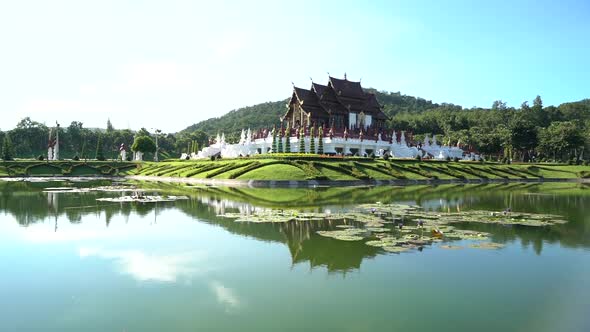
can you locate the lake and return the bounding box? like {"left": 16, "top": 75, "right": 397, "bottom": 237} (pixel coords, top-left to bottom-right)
{"left": 1, "top": 180, "right": 589, "bottom": 332}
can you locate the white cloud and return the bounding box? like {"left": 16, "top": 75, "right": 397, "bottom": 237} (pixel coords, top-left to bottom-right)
{"left": 209, "top": 280, "right": 240, "bottom": 311}
{"left": 79, "top": 247, "right": 207, "bottom": 282}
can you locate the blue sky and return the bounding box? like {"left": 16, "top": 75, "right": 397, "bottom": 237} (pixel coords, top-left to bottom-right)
{"left": 1, "top": 0, "right": 588, "bottom": 132}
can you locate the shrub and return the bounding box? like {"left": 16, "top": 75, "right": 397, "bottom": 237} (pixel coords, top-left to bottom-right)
{"left": 415, "top": 155, "right": 422, "bottom": 161}
{"left": 37, "top": 155, "right": 45, "bottom": 161}
{"left": 382, "top": 152, "right": 390, "bottom": 161}
{"left": 584, "top": 160, "right": 589, "bottom": 166}
{"left": 72, "top": 155, "right": 80, "bottom": 161}
{"left": 453, "top": 157, "right": 460, "bottom": 162}
{"left": 445, "top": 156, "right": 451, "bottom": 162}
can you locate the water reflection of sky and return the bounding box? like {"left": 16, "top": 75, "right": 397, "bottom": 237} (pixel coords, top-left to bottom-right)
{"left": 1, "top": 182, "right": 590, "bottom": 331}
{"left": 78, "top": 247, "right": 208, "bottom": 282}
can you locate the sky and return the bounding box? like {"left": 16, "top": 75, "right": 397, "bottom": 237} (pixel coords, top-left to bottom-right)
{"left": 1, "top": 0, "right": 589, "bottom": 133}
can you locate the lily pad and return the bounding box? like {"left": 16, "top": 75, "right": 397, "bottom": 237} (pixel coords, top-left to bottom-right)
{"left": 365, "top": 227, "right": 391, "bottom": 233}
{"left": 383, "top": 246, "right": 411, "bottom": 253}
{"left": 445, "top": 230, "right": 490, "bottom": 241}
{"left": 317, "top": 228, "right": 368, "bottom": 241}
{"left": 469, "top": 242, "right": 505, "bottom": 250}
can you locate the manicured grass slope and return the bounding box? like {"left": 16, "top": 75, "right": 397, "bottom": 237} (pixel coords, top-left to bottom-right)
{"left": 129, "top": 159, "right": 590, "bottom": 182}
{"left": 0, "top": 161, "right": 137, "bottom": 177}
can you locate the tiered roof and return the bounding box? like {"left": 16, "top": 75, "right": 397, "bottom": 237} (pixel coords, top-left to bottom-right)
{"left": 287, "top": 76, "right": 388, "bottom": 120}
{"left": 292, "top": 87, "right": 329, "bottom": 117}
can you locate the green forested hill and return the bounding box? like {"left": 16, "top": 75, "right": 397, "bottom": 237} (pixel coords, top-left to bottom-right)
{"left": 178, "top": 90, "right": 450, "bottom": 138}
{"left": 179, "top": 100, "right": 288, "bottom": 140}
{"left": 177, "top": 89, "right": 590, "bottom": 163}
{"left": 2, "top": 89, "right": 588, "bottom": 163}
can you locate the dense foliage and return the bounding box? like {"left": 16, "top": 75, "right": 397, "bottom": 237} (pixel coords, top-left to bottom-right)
{"left": 179, "top": 91, "right": 590, "bottom": 163}
{"left": 2, "top": 134, "right": 14, "bottom": 161}
{"left": 1, "top": 90, "right": 589, "bottom": 162}
{"left": 131, "top": 136, "right": 157, "bottom": 154}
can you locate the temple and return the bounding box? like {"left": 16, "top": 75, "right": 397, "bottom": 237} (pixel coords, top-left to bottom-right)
{"left": 184, "top": 76, "right": 479, "bottom": 161}
{"left": 285, "top": 76, "right": 387, "bottom": 132}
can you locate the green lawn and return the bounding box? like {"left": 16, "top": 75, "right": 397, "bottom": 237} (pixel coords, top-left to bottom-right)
{"left": 3, "top": 158, "right": 590, "bottom": 182}
{"left": 126, "top": 159, "right": 590, "bottom": 181}
{"left": 236, "top": 163, "right": 305, "bottom": 180}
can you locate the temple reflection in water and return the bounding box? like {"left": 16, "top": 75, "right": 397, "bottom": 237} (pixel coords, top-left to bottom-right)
{"left": 1, "top": 180, "right": 590, "bottom": 271}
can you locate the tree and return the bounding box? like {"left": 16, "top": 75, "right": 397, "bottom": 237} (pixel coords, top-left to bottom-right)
{"left": 131, "top": 136, "right": 156, "bottom": 154}
{"left": 538, "top": 121, "right": 584, "bottom": 161}
{"left": 136, "top": 127, "right": 151, "bottom": 137}
{"left": 277, "top": 127, "right": 283, "bottom": 153}
{"left": 510, "top": 115, "right": 538, "bottom": 162}
{"left": 67, "top": 121, "right": 84, "bottom": 155}
{"left": 2, "top": 133, "right": 14, "bottom": 161}
{"left": 95, "top": 134, "right": 105, "bottom": 161}
{"left": 106, "top": 119, "right": 114, "bottom": 133}
{"left": 175, "top": 130, "right": 208, "bottom": 155}
{"left": 533, "top": 95, "right": 543, "bottom": 110}
{"left": 491, "top": 100, "right": 507, "bottom": 111}
{"left": 11, "top": 117, "right": 48, "bottom": 157}
{"left": 271, "top": 127, "right": 276, "bottom": 153}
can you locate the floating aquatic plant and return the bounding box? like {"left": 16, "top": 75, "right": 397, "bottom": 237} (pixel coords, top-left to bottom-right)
{"left": 316, "top": 228, "right": 368, "bottom": 241}
{"left": 217, "top": 201, "right": 568, "bottom": 255}
{"left": 469, "top": 242, "right": 505, "bottom": 250}
{"left": 382, "top": 246, "right": 411, "bottom": 253}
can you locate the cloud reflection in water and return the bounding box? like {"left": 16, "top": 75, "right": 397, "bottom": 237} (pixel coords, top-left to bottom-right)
{"left": 79, "top": 247, "right": 208, "bottom": 282}
{"left": 209, "top": 280, "right": 240, "bottom": 311}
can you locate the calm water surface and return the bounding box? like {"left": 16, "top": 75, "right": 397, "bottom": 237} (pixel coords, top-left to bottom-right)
{"left": 1, "top": 181, "right": 589, "bottom": 332}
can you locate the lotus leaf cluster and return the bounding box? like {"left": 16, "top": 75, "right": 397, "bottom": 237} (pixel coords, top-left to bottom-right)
{"left": 217, "top": 201, "right": 569, "bottom": 254}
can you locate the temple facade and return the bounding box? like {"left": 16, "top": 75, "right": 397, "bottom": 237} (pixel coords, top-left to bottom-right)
{"left": 285, "top": 76, "right": 387, "bottom": 132}
{"left": 184, "top": 76, "right": 479, "bottom": 161}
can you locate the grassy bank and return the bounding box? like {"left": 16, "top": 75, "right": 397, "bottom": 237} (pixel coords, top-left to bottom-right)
{"left": 0, "top": 160, "right": 137, "bottom": 177}
{"left": 127, "top": 158, "right": 590, "bottom": 182}
{"left": 2, "top": 158, "right": 589, "bottom": 182}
